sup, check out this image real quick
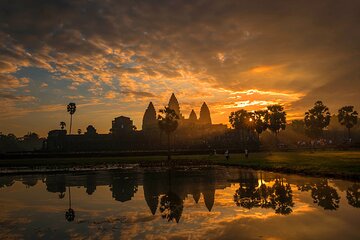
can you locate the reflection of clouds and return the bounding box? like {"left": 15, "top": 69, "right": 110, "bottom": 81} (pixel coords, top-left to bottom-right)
{"left": 1, "top": 172, "right": 360, "bottom": 239}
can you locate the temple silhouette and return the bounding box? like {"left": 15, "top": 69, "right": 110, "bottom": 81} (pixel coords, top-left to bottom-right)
{"left": 46, "top": 93, "right": 228, "bottom": 152}
{"left": 143, "top": 93, "right": 213, "bottom": 128}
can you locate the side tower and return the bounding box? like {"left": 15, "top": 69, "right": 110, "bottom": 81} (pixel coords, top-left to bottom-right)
{"left": 199, "top": 102, "right": 212, "bottom": 125}
{"left": 142, "top": 102, "right": 157, "bottom": 131}
{"left": 189, "top": 109, "right": 197, "bottom": 122}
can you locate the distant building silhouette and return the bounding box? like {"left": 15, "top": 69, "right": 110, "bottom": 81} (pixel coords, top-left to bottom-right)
{"left": 111, "top": 116, "right": 135, "bottom": 136}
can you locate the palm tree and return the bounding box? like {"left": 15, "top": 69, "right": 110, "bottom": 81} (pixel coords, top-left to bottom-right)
{"left": 67, "top": 103, "right": 76, "bottom": 134}
{"left": 158, "top": 107, "right": 179, "bottom": 161}
{"left": 253, "top": 110, "right": 268, "bottom": 140}
{"left": 346, "top": 183, "right": 360, "bottom": 208}
{"left": 229, "top": 109, "right": 252, "bottom": 146}
{"left": 304, "top": 101, "right": 330, "bottom": 139}
{"left": 60, "top": 121, "right": 66, "bottom": 130}
{"left": 65, "top": 186, "right": 75, "bottom": 222}
{"left": 338, "top": 106, "right": 358, "bottom": 140}
{"left": 265, "top": 105, "right": 286, "bottom": 144}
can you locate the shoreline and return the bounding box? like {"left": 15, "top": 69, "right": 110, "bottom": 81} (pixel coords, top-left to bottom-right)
{"left": 1, "top": 151, "right": 360, "bottom": 181}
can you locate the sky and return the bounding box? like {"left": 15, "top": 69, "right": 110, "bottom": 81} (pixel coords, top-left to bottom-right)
{"left": 1, "top": 0, "right": 359, "bottom": 137}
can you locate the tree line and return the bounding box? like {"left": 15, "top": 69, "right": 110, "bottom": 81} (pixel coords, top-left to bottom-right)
{"left": 227, "top": 101, "right": 358, "bottom": 143}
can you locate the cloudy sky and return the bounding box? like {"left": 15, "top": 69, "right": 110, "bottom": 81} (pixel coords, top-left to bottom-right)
{"left": 1, "top": 0, "right": 359, "bottom": 136}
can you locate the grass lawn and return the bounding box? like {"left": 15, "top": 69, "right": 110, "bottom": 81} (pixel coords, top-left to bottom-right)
{"left": 1, "top": 151, "right": 360, "bottom": 179}
{"left": 212, "top": 151, "right": 360, "bottom": 179}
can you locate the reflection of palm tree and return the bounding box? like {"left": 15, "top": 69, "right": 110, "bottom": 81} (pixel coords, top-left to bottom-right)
{"left": 67, "top": 103, "right": 76, "bottom": 134}
{"left": 234, "top": 182, "right": 260, "bottom": 209}
{"left": 257, "top": 183, "right": 275, "bottom": 209}
{"left": 338, "top": 106, "right": 358, "bottom": 140}
{"left": 65, "top": 186, "right": 75, "bottom": 222}
{"left": 58, "top": 192, "right": 65, "bottom": 199}
{"left": 346, "top": 183, "right": 360, "bottom": 208}
{"left": 311, "top": 180, "right": 340, "bottom": 210}
{"left": 159, "top": 192, "right": 183, "bottom": 223}
{"left": 271, "top": 179, "right": 294, "bottom": 215}
{"left": 158, "top": 169, "right": 184, "bottom": 223}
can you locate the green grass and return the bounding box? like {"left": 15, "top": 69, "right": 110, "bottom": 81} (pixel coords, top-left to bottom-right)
{"left": 1, "top": 151, "right": 360, "bottom": 179}
{"left": 212, "top": 151, "right": 360, "bottom": 179}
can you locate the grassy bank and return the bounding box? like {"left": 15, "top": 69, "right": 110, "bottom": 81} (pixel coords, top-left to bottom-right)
{"left": 1, "top": 151, "right": 360, "bottom": 180}
{"left": 213, "top": 151, "right": 360, "bottom": 180}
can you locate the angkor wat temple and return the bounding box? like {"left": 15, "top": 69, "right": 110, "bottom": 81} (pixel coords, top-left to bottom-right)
{"left": 46, "top": 93, "right": 228, "bottom": 152}
{"left": 141, "top": 93, "right": 227, "bottom": 149}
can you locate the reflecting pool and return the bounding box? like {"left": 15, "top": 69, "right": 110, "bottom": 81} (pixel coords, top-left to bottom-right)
{"left": 0, "top": 166, "right": 359, "bottom": 239}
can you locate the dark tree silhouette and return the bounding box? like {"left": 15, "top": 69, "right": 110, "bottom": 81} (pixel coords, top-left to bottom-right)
{"left": 270, "top": 179, "right": 294, "bottom": 215}
{"left": 85, "top": 125, "right": 97, "bottom": 135}
{"left": 234, "top": 178, "right": 260, "bottom": 209}
{"left": 67, "top": 102, "right": 76, "bottom": 134}
{"left": 60, "top": 121, "right": 66, "bottom": 130}
{"left": 257, "top": 183, "right": 275, "bottom": 209}
{"left": 159, "top": 192, "right": 184, "bottom": 223}
{"left": 310, "top": 180, "right": 340, "bottom": 210}
{"left": 253, "top": 110, "right": 268, "bottom": 139}
{"left": 346, "top": 183, "right": 360, "bottom": 208}
{"left": 304, "top": 101, "right": 331, "bottom": 139}
{"left": 338, "top": 106, "right": 358, "bottom": 140}
{"left": 77, "top": 129, "right": 82, "bottom": 135}
{"left": 158, "top": 107, "right": 179, "bottom": 161}
{"left": 229, "top": 109, "right": 254, "bottom": 145}
{"left": 265, "top": 105, "right": 286, "bottom": 140}
{"left": 65, "top": 186, "right": 75, "bottom": 222}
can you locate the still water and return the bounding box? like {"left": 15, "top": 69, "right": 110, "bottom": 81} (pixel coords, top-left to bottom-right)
{"left": 0, "top": 166, "right": 359, "bottom": 240}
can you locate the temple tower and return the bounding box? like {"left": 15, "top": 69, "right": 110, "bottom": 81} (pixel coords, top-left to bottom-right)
{"left": 168, "top": 93, "right": 183, "bottom": 119}
{"left": 189, "top": 109, "right": 197, "bottom": 122}
{"left": 142, "top": 102, "right": 157, "bottom": 131}
{"left": 199, "top": 102, "right": 212, "bottom": 124}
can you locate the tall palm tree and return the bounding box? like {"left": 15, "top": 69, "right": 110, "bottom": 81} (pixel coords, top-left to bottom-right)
{"left": 338, "top": 106, "right": 358, "bottom": 140}
{"left": 229, "top": 109, "right": 252, "bottom": 146}
{"left": 265, "top": 105, "right": 286, "bottom": 137}
{"left": 158, "top": 107, "right": 179, "bottom": 161}
{"left": 304, "top": 101, "right": 330, "bottom": 139}
{"left": 67, "top": 103, "right": 76, "bottom": 134}
{"left": 253, "top": 110, "right": 268, "bottom": 140}
{"left": 65, "top": 186, "right": 75, "bottom": 222}
{"left": 60, "top": 121, "right": 66, "bottom": 130}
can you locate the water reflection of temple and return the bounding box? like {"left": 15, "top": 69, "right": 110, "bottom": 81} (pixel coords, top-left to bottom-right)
{"left": 1, "top": 168, "right": 359, "bottom": 222}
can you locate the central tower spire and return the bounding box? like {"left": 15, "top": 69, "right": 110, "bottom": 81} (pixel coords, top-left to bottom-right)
{"left": 168, "top": 93, "right": 183, "bottom": 119}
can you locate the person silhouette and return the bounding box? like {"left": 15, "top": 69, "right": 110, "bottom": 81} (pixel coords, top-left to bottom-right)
{"left": 225, "top": 150, "right": 230, "bottom": 160}
{"left": 245, "top": 149, "right": 249, "bottom": 158}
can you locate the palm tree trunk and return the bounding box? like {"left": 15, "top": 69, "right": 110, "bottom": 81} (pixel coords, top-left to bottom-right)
{"left": 68, "top": 186, "right": 72, "bottom": 209}
{"left": 69, "top": 114, "right": 73, "bottom": 135}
